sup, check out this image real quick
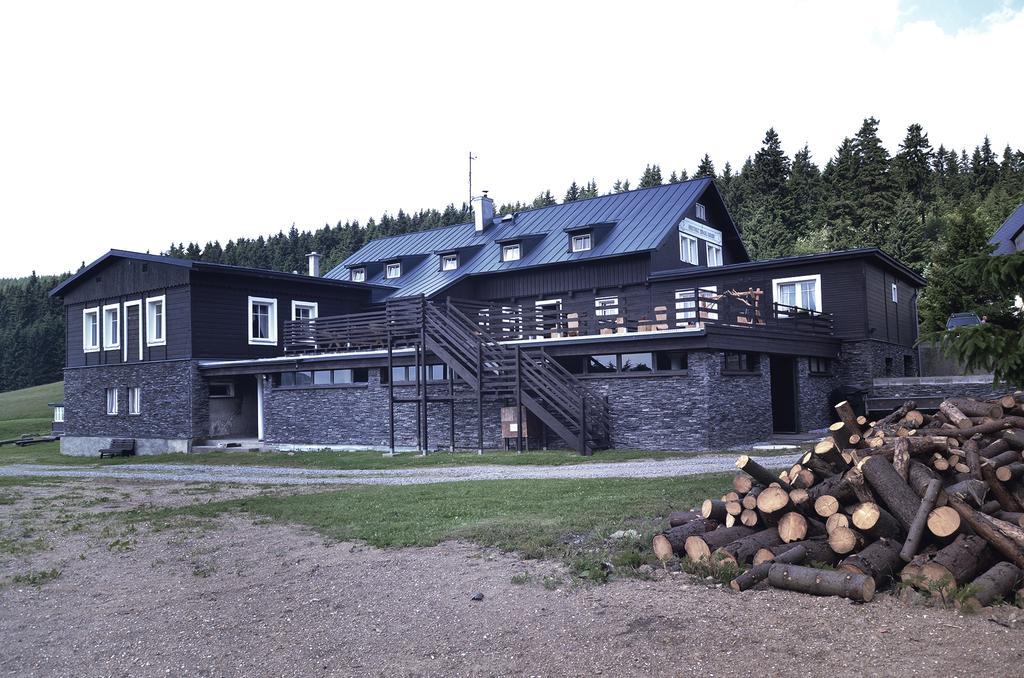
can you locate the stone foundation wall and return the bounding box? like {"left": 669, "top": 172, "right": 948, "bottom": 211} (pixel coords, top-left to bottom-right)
{"left": 797, "top": 358, "right": 841, "bottom": 431}
{"left": 870, "top": 375, "right": 1010, "bottom": 401}
{"left": 839, "top": 340, "right": 918, "bottom": 384}
{"left": 61, "top": 360, "right": 206, "bottom": 455}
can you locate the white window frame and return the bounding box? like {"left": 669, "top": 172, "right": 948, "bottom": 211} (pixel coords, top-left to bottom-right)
{"left": 385, "top": 262, "right": 401, "bottom": 279}
{"left": 501, "top": 243, "right": 521, "bottom": 262}
{"left": 101, "top": 304, "right": 121, "bottom": 350}
{"left": 695, "top": 202, "right": 706, "bottom": 220}
{"left": 127, "top": 387, "right": 141, "bottom": 415}
{"left": 105, "top": 387, "right": 119, "bottom": 415}
{"left": 247, "top": 296, "right": 278, "bottom": 346}
{"left": 145, "top": 295, "right": 166, "bottom": 348}
{"left": 571, "top": 233, "right": 592, "bottom": 252}
{"left": 675, "top": 287, "right": 718, "bottom": 322}
{"left": 83, "top": 307, "right": 100, "bottom": 353}
{"left": 595, "top": 296, "right": 619, "bottom": 317}
{"left": 706, "top": 242, "right": 723, "bottom": 267}
{"left": 891, "top": 283, "right": 898, "bottom": 303}
{"left": 533, "top": 298, "right": 562, "bottom": 338}
{"left": 291, "top": 300, "right": 319, "bottom": 321}
{"left": 679, "top": 233, "right": 699, "bottom": 265}
{"left": 772, "top": 274, "right": 822, "bottom": 315}
{"left": 441, "top": 253, "right": 459, "bottom": 271}
{"left": 53, "top": 406, "right": 64, "bottom": 423}
{"left": 351, "top": 268, "right": 366, "bottom": 282}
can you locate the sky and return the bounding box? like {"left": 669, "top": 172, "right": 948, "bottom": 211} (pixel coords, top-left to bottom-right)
{"left": 1, "top": 0, "right": 1022, "bottom": 277}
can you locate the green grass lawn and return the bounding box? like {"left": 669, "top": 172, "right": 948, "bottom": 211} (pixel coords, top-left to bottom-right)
{"left": 133, "top": 473, "right": 731, "bottom": 579}
{"left": 0, "top": 382, "right": 62, "bottom": 423}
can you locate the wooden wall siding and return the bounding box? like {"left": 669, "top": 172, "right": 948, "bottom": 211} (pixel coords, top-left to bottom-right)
{"left": 64, "top": 285, "right": 191, "bottom": 368}
{"left": 864, "top": 263, "right": 919, "bottom": 347}
{"left": 188, "top": 271, "right": 373, "bottom": 359}
{"left": 61, "top": 258, "right": 189, "bottom": 306}
{"left": 649, "top": 185, "right": 746, "bottom": 273}
{"left": 446, "top": 255, "right": 651, "bottom": 302}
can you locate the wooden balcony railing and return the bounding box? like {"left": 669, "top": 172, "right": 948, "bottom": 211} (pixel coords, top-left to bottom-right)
{"left": 283, "top": 293, "right": 834, "bottom": 353}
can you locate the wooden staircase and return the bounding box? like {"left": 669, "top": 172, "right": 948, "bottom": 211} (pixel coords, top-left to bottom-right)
{"left": 386, "top": 297, "right": 610, "bottom": 454}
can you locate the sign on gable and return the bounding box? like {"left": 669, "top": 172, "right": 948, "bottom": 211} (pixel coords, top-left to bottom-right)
{"left": 679, "top": 218, "right": 722, "bottom": 246}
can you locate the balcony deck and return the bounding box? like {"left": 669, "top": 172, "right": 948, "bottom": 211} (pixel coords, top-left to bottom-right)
{"left": 282, "top": 292, "right": 834, "bottom": 355}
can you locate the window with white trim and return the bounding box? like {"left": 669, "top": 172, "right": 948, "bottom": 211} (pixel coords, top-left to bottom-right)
{"left": 706, "top": 243, "right": 723, "bottom": 267}
{"left": 675, "top": 287, "right": 718, "bottom": 322}
{"left": 441, "top": 253, "right": 459, "bottom": 271}
{"left": 105, "top": 387, "right": 119, "bottom": 415}
{"left": 351, "top": 268, "right": 366, "bottom": 282}
{"left": 128, "top": 387, "right": 141, "bottom": 415}
{"left": 773, "top": 274, "right": 821, "bottom": 314}
{"left": 248, "top": 297, "right": 278, "bottom": 345}
{"left": 291, "top": 301, "right": 318, "bottom": 321}
{"left": 83, "top": 307, "right": 100, "bottom": 352}
{"left": 695, "top": 202, "right": 706, "bottom": 220}
{"left": 595, "top": 296, "right": 619, "bottom": 317}
{"left": 891, "top": 283, "right": 898, "bottom": 303}
{"left": 501, "top": 243, "right": 521, "bottom": 262}
{"left": 571, "top": 233, "right": 592, "bottom": 252}
{"left": 145, "top": 296, "right": 166, "bottom": 346}
{"left": 679, "top": 233, "right": 699, "bottom": 264}
{"left": 385, "top": 262, "right": 401, "bottom": 279}
{"left": 102, "top": 304, "right": 120, "bottom": 350}
{"left": 53, "top": 406, "right": 64, "bottom": 423}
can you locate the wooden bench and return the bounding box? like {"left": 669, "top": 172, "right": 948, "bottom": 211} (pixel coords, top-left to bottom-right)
{"left": 99, "top": 438, "right": 136, "bottom": 458}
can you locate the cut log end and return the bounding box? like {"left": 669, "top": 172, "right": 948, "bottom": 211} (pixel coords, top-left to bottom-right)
{"left": 926, "top": 505, "right": 961, "bottom": 538}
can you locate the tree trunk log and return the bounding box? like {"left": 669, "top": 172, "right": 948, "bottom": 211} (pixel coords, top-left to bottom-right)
{"left": 736, "top": 455, "right": 791, "bottom": 491}
{"left": 702, "top": 499, "right": 728, "bottom": 522}
{"left": 756, "top": 485, "right": 793, "bottom": 515}
{"left": 730, "top": 542, "right": 810, "bottom": 592}
{"left": 996, "top": 463, "right": 1024, "bottom": 483}
{"left": 684, "top": 526, "right": 756, "bottom": 562}
{"left": 835, "top": 400, "right": 864, "bottom": 439}
{"left": 767, "top": 563, "right": 875, "bottom": 602}
{"left": 947, "top": 397, "right": 1004, "bottom": 420}
{"left": 901, "top": 478, "right": 943, "bottom": 561}
{"left": 1004, "top": 429, "right": 1024, "bottom": 451}
{"left": 732, "top": 473, "right": 755, "bottom": 494}
{"left": 908, "top": 461, "right": 948, "bottom": 506}
{"left": 753, "top": 538, "right": 837, "bottom": 567}
{"left": 840, "top": 537, "right": 903, "bottom": 587}
{"left": 652, "top": 518, "right": 719, "bottom": 560}
{"left": 851, "top": 502, "right": 904, "bottom": 540}
{"left": 860, "top": 456, "right": 921, "bottom": 531}
{"left": 893, "top": 437, "right": 910, "bottom": 482}
{"left": 806, "top": 473, "right": 855, "bottom": 505}
{"left": 740, "top": 509, "right": 760, "bottom": 527}
{"left": 944, "top": 478, "right": 988, "bottom": 508}
{"left": 713, "top": 528, "right": 785, "bottom": 566}
{"left": 988, "top": 450, "right": 1021, "bottom": 469}
{"left": 814, "top": 495, "right": 841, "bottom": 519}
{"left": 947, "top": 497, "right": 1024, "bottom": 570}
{"left": 994, "top": 510, "right": 1024, "bottom": 527}
{"left": 668, "top": 510, "right": 701, "bottom": 527}
{"left": 961, "top": 562, "right": 1024, "bottom": 609}
{"left": 777, "top": 512, "right": 826, "bottom": 543}
{"left": 981, "top": 462, "right": 1024, "bottom": 512}
{"left": 940, "top": 401, "right": 972, "bottom": 430}
{"left": 917, "top": 534, "right": 995, "bottom": 595}
{"left": 828, "top": 526, "right": 866, "bottom": 555}
{"left": 981, "top": 438, "right": 1011, "bottom": 459}
{"left": 826, "top": 513, "right": 849, "bottom": 533}
{"left": 741, "top": 486, "right": 763, "bottom": 510}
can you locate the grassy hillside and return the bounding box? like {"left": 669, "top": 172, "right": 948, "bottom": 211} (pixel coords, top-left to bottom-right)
{"left": 0, "top": 381, "right": 62, "bottom": 439}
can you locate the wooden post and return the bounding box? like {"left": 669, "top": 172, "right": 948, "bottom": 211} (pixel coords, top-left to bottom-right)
{"left": 477, "top": 341, "right": 484, "bottom": 455}
{"left": 515, "top": 346, "right": 523, "bottom": 454}
{"left": 448, "top": 364, "right": 455, "bottom": 452}
{"left": 387, "top": 321, "right": 395, "bottom": 455}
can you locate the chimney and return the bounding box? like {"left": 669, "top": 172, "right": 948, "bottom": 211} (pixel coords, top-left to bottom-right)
{"left": 307, "top": 252, "right": 321, "bottom": 277}
{"left": 473, "top": 191, "right": 494, "bottom": 232}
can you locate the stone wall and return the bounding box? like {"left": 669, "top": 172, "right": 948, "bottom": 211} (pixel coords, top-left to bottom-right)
{"left": 262, "top": 351, "right": 779, "bottom": 452}
{"left": 797, "top": 358, "right": 840, "bottom": 432}
{"left": 62, "top": 360, "right": 206, "bottom": 455}
{"left": 838, "top": 340, "right": 918, "bottom": 385}
{"left": 870, "top": 375, "right": 1010, "bottom": 401}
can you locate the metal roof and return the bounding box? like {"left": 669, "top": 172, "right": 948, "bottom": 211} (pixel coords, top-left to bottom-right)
{"left": 50, "top": 249, "right": 393, "bottom": 297}
{"left": 989, "top": 202, "right": 1024, "bottom": 255}
{"left": 326, "top": 178, "right": 719, "bottom": 298}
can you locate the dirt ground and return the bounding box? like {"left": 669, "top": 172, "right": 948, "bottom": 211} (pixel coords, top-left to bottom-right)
{"left": 2, "top": 479, "right": 1024, "bottom": 677}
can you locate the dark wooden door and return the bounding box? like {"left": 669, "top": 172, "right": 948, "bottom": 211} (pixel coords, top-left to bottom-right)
{"left": 770, "top": 355, "right": 799, "bottom": 433}
{"left": 125, "top": 305, "right": 141, "bottom": 362}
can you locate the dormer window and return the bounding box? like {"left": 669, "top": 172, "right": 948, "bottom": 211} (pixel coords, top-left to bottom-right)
{"left": 501, "top": 243, "right": 521, "bottom": 262}
{"left": 441, "top": 253, "right": 459, "bottom": 271}
{"left": 695, "top": 202, "right": 706, "bottom": 220}
{"left": 351, "top": 268, "right": 366, "bottom": 282}
{"left": 385, "top": 262, "right": 401, "bottom": 279}
{"left": 571, "top": 233, "right": 592, "bottom": 252}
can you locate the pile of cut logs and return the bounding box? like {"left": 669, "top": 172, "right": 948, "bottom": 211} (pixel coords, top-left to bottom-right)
{"left": 653, "top": 393, "right": 1024, "bottom": 605}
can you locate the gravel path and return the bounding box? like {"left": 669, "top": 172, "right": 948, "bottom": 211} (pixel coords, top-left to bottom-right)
{"left": 0, "top": 452, "right": 800, "bottom": 486}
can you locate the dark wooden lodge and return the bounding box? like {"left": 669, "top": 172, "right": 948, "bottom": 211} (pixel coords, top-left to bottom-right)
{"left": 51, "top": 179, "right": 924, "bottom": 455}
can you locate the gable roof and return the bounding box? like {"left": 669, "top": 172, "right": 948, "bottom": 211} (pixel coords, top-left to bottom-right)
{"left": 989, "top": 203, "right": 1024, "bottom": 255}
{"left": 49, "top": 249, "right": 392, "bottom": 298}
{"left": 325, "top": 178, "right": 741, "bottom": 298}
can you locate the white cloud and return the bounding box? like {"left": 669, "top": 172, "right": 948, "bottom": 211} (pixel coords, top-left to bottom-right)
{"left": 0, "top": 0, "right": 1021, "bottom": 276}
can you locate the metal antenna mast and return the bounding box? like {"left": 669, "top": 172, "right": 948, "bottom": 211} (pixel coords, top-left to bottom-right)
{"left": 468, "top": 152, "right": 477, "bottom": 206}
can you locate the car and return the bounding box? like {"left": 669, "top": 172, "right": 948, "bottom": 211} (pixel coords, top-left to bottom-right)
{"left": 946, "top": 312, "right": 982, "bottom": 330}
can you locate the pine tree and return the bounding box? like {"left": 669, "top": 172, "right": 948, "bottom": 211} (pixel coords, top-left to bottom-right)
{"left": 695, "top": 154, "right": 716, "bottom": 178}
{"left": 580, "top": 180, "right": 599, "bottom": 199}
{"left": 668, "top": 171, "right": 679, "bottom": 184}
{"left": 638, "top": 164, "right": 662, "bottom": 188}
{"left": 787, "top": 144, "right": 823, "bottom": 238}
{"left": 884, "top": 193, "right": 928, "bottom": 272}
{"left": 564, "top": 181, "right": 581, "bottom": 203}
{"left": 612, "top": 179, "right": 631, "bottom": 193}
{"left": 894, "top": 123, "right": 934, "bottom": 219}
{"left": 971, "top": 136, "right": 1000, "bottom": 193}
{"left": 751, "top": 128, "right": 790, "bottom": 199}
{"left": 531, "top": 190, "right": 556, "bottom": 208}
{"left": 851, "top": 116, "right": 896, "bottom": 246}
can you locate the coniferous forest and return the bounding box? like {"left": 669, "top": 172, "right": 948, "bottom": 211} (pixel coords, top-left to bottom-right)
{"left": 2, "top": 117, "right": 1022, "bottom": 392}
